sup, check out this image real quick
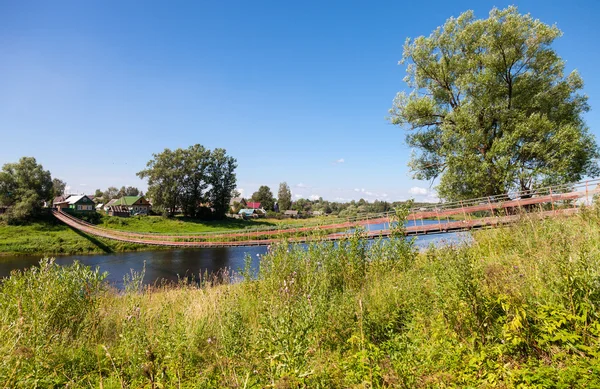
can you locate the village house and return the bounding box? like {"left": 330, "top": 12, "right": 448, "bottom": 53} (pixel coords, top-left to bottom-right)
{"left": 110, "top": 195, "right": 151, "bottom": 215}
{"left": 246, "top": 201, "right": 261, "bottom": 209}
{"left": 229, "top": 197, "right": 247, "bottom": 213}
{"left": 238, "top": 208, "right": 266, "bottom": 219}
{"left": 284, "top": 210, "right": 299, "bottom": 218}
{"left": 54, "top": 195, "right": 96, "bottom": 212}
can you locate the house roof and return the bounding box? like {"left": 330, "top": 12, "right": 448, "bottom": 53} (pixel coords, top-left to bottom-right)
{"left": 105, "top": 199, "right": 118, "bottom": 207}
{"left": 246, "top": 201, "right": 261, "bottom": 209}
{"left": 108, "top": 205, "right": 129, "bottom": 213}
{"left": 112, "top": 196, "right": 147, "bottom": 206}
{"left": 229, "top": 197, "right": 246, "bottom": 205}
{"left": 66, "top": 195, "right": 93, "bottom": 205}
{"left": 53, "top": 195, "right": 70, "bottom": 204}
{"left": 238, "top": 209, "right": 256, "bottom": 216}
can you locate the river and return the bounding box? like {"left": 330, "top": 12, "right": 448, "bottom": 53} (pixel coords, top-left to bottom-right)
{"left": 0, "top": 220, "right": 470, "bottom": 288}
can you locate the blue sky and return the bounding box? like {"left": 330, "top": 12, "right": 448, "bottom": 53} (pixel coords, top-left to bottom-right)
{"left": 1, "top": 1, "right": 599, "bottom": 202}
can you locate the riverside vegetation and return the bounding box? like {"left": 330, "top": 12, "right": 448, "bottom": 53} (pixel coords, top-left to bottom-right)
{"left": 0, "top": 214, "right": 284, "bottom": 256}
{"left": 2, "top": 205, "right": 600, "bottom": 388}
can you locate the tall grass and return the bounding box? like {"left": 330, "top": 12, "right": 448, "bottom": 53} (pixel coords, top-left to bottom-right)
{"left": 2, "top": 206, "right": 600, "bottom": 387}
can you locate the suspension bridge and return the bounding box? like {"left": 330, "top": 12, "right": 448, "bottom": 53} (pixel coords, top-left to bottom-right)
{"left": 52, "top": 180, "right": 600, "bottom": 248}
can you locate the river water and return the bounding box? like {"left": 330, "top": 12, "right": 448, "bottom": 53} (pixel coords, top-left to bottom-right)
{"left": 0, "top": 220, "right": 470, "bottom": 288}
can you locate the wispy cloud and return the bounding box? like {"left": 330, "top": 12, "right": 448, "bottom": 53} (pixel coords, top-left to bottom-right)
{"left": 294, "top": 194, "right": 302, "bottom": 199}
{"left": 333, "top": 158, "right": 345, "bottom": 164}
{"left": 309, "top": 194, "right": 320, "bottom": 201}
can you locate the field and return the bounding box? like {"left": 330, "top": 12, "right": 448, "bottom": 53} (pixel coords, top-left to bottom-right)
{"left": 2, "top": 206, "right": 600, "bottom": 387}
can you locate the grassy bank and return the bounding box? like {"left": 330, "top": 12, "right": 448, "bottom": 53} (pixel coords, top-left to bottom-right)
{"left": 0, "top": 214, "right": 337, "bottom": 255}
{"left": 0, "top": 218, "right": 150, "bottom": 257}
{"left": 2, "top": 208, "right": 600, "bottom": 387}
{"left": 98, "top": 214, "right": 278, "bottom": 234}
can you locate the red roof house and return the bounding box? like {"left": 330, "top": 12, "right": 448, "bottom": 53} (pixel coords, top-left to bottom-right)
{"left": 246, "top": 202, "right": 261, "bottom": 209}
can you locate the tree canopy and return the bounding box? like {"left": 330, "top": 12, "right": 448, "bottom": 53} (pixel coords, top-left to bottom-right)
{"left": 52, "top": 178, "right": 66, "bottom": 197}
{"left": 277, "top": 182, "right": 292, "bottom": 211}
{"left": 251, "top": 186, "right": 275, "bottom": 212}
{"left": 389, "top": 6, "right": 600, "bottom": 201}
{"left": 0, "top": 157, "right": 53, "bottom": 223}
{"left": 137, "top": 145, "right": 237, "bottom": 218}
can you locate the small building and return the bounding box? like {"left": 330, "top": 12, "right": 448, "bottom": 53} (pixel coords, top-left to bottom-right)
{"left": 107, "top": 205, "right": 130, "bottom": 217}
{"left": 55, "top": 195, "right": 95, "bottom": 212}
{"left": 229, "top": 197, "right": 247, "bottom": 212}
{"left": 238, "top": 208, "right": 266, "bottom": 219}
{"left": 103, "top": 198, "right": 118, "bottom": 212}
{"left": 111, "top": 196, "right": 151, "bottom": 215}
{"left": 284, "top": 210, "right": 299, "bottom": 218}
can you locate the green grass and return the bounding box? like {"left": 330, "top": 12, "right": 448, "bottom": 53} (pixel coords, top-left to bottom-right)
{"left": 98, "top": 214, "right": 341, "bottom": 234}
{"left": 0, "top": 206, "right": 600, "bottom": 388}
{"left": 98, "top": 214, "right": 278, "bottom": 234}
{"left": 0, "top": 218, "right": 150, "bottom": 257}
{"left": 3, "top": 207, "right": 600, "bottom": 387}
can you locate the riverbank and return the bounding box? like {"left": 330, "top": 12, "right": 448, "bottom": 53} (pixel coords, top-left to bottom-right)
{"left": 0, "top": 220, "right": 151, "bottom": 257}
{"left": 0, "top": 215, "right": 311, "bottom": 256}
{"left": 2, "top": 208, "right": 600, "bottom": 387}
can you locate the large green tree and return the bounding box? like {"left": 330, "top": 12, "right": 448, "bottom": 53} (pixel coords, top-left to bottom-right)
{"left": 207, "top": 148, "right": 237, "bottom": 219}
{"left": 137, "top": 145, "right": 237, "bottom": 218}
{"left": 52, "top": 178, "right": 66, "bottom": 198}
{"left": 0, "top": 157, "right": 53, "bottom": 223}
{"left": 389, "top": 6, "right": 600, "bottom": 201}
{"left": 251, "top": 185, "right": 275, "bottom": 212}
{"left": 277, "top": 182, "right": 292, "bottom": 211}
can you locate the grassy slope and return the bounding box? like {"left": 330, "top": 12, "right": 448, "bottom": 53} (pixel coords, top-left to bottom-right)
{"left": 2, "top": 208, "right": 600, "bottom": 387}
{"left": 0, "top": 214, "right": 341, "bottom": 255}
{"left": 98, "top": 214, "right": 335, "bottom": 234}
{"left": 0, "top": 220, "right": 150, "bottom": 256}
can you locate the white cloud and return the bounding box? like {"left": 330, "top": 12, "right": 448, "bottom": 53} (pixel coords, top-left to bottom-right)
{"left": 296, "top": 183, "right": 307, "bottom": 188}
{"left": 294, "top": 194, "right": 302, "bottom": 199}
{"left": 237, "top": 188, "right": 245, "bottom": 197}
{"left": 409, "top": 187, "right": 428, "bottom": 195}
{"left": 334, "top": 158, "right": 345, "bottom": 164}
{"left": 309, "top": 194, "right": 320, "bottom": 201}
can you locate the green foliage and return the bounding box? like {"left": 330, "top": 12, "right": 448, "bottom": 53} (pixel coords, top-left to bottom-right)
{"left": 252, "top": 185, "right": 275, "bottom": 212}
{"left": 207, "top": 148, "right": 237, "bottom": 219}
{"left": 278, "top": 182, "right": 292, "bottom": 211}
{"left": 0, "top": 259, "right": 106, "bottom": 387}
{"left": 137, "top": 144, "right": 237, "bottom": 219}
{"left": 4, "top": 206, "right": 600, "bottom": 386}
{"left": 0, "top": 157, "right": 53, "bottom": 223}
{"left": 51, "top": 178, "right": 66, "bottom": 197}
{"left": 389, "top": 6, "right": 600, "bottom": 200}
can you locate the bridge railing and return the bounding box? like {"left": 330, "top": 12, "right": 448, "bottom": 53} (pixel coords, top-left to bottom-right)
{"left": 53, "top": 179, "right": 600, "bottom": 242}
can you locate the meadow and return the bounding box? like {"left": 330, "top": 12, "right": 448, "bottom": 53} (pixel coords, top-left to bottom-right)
{"left": 1, "top": 207, "right": 600, "bottom": 387}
